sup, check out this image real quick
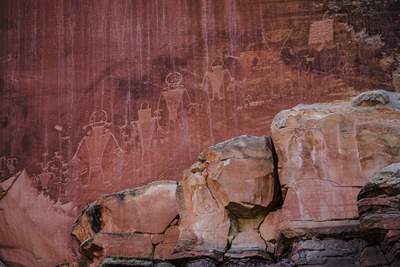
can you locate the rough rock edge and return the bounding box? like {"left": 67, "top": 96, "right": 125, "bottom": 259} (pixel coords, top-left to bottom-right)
{"left": 358, "top": 162, "right": 400, "bottom": 267}
{"left": 71, "top": 180, "right": 179, "bottom": 264}
{"left": 72, "top": 180, "right": 179, "bottom": 241}
{"left": 175, "top": 135, "right": 283, "bottom": 262}
{"left": 272, "top": 90, "right": 400, "bottom": 129}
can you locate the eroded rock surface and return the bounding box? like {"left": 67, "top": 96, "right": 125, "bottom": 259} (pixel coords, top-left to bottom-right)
{"left": 0, "top": 170, "right": 76, "bottom": 267}
{"left": 271, "top": 90, "right": 400, "bottom": 237}
{"left": 289, "top": 238, "right": 361, "bottom": 267}
{"left": 176, "top": 135, "right": 282, "bottom": 260}
{"left": 71, "top": 181, "right": 179, "bottom": 265}
{"left": 358, "top": 163, "right": 400, "bottom": 267}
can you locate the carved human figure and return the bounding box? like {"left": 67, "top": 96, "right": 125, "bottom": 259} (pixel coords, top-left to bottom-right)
{"left": 133, "top": 102, "right": 158, "bottom": 154}
{"left": 202, "top": 59, "right": 233, "bottom": 101}
{"left": 157, "top": 72, "right": 190, "bottom": 131}
{"left": 71, "top": 111, "right": 122, "bottom": 187}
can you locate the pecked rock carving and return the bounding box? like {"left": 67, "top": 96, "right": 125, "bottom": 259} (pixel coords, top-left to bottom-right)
{"left": 53, "top": 90, "right": 400, "bottom": 266}
{"left": 272, "top": 89, "right": 400, "bottom": 238}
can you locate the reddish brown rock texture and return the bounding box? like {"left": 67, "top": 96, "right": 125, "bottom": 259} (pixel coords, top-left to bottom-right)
{"left": 175, "top": 136, "right": 281, "bottom": 260}
{"left": 1, "top": 0, "right": 400, "bottom": 210}
{"left": 271, "top": 90, "right": 400, "bottom": 238}
{"left": 3, "top": 90, "right": 400, "bottom": 266}
{"left": 0, "top": 0, "right": 400, "bottom": 265}
{"left": 71, "top": 181, "right": 179, "bottom": 266}
{"left": 358, "top": 163, "right": 400, "bottom": 267}
{"left": 0, "top": 171, "right": 76, "bottom": 267}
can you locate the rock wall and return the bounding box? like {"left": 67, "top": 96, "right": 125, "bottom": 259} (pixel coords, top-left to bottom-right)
{"left": 358, "top": 163, "right": 400, "bottom": 267}
{"left": 1, "top": 0, "right": 400, "bottom": 265}
{"left": 65, "top": 90, "right": 400, "bottom": 267}
{"left": 0, "top": 0, "right": 399, "bottom": 210}
{"left": 271, "top": 90, "right": 400, "bottom": 239}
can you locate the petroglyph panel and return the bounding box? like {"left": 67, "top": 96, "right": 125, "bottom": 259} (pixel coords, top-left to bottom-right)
{"left": 0, "top": 0, "right": 399, "bottom": 208}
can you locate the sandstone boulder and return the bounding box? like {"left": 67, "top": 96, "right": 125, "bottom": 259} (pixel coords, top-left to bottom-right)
{"left": 72, "top": 181, "right": 179, "bottom": 264}
{"left": 358, "top": 163, "right": 400, "bottom": 267}
{"left": 271, "top": 90, "right": 400, "bottom": 237}
{"left": 0, "top": 170, "right": 76, "bottom": 267}
{"left": 176, "top": 135, "right": 282, "bottom": 259}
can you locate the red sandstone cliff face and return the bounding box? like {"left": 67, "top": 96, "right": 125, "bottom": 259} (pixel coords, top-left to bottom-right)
{"left": 66, "top": 90, "right": 400, "bottom": 267}
{"left": 0, "top": 90, "right": 399, "bottom": 266}
{"left": 0, "top": 0, "right": 400, "bottom": 266}
{"left": 1, "top": 0, "right": 399, "bottom": 209}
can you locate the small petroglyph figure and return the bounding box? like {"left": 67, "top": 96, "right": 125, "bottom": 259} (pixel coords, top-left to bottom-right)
{"left": 36, "top": 151, "right": 69, "bottom": 201}
{"left": 0, "top": 156, "right": 18, "bottom": 179}
{"left": 157, "top": 72, "right": 191, "bottom": 133}
{"left": 202, "top": 59, "right": 233, "bottom": 101}
{"left": 134, "top": 102, "right": 158, "bottom": 153}
{"left": 119, "top": 120, "right": 139, "bottom": 151}
{"left": 6, "top": 157, "right": 17, "bottom": 174}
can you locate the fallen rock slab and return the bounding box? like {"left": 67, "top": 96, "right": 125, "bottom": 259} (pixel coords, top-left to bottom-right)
{"left": 0, "top": 170, "right": 76, "bottom": 267}
{"left": 72, "top": 181, "right": 179, "bottom": 264}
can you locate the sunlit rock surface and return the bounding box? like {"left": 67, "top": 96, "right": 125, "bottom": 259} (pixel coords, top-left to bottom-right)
{"left": 0, "top": 171, "right": 76, "bottom": 267}
{"left": 358, "top": 163, "right": 400, "bottom": 267}
{"left": 71, "top": 181, "right": 179, "bottom": 266}
{"left": 176, "top": 135, "right": 281, "bottom": 259}
{"left": 272, "top": 90, "right": 400, "bottom": 237}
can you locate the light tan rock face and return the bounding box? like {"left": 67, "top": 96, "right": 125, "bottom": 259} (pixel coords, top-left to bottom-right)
{"left": 176, "top": 135, "right": 282, "bottom": 258}
{"left": 71, "top": 181, "right": 179, "bottom": 264}
{"left": 0, "top": 170, "right": 76, "bottom": 267}
{"left": 271, "top": 90, "right": 400, "bottom": 237}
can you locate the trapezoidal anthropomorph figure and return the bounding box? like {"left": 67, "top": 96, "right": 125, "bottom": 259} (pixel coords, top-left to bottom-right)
{"left": 70, "top": 110, "right": 123, "bottom": 189}
{"left": 201, "top": 58, "right": 233, "bottom": 102}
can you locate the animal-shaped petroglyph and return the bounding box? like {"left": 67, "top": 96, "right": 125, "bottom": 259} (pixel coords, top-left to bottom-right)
{"left": 263, "top": 28, "right": 293, "bottom": 51}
